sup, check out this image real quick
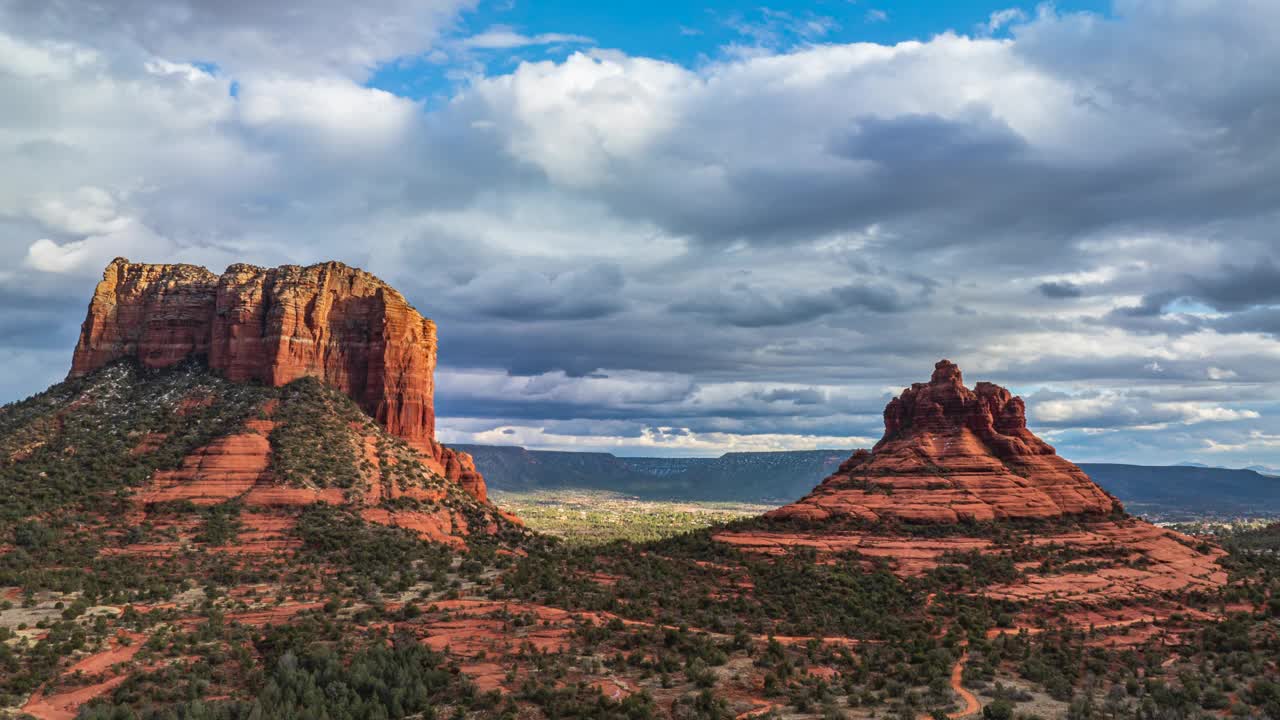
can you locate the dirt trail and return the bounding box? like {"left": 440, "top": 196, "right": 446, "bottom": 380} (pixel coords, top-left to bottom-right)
{"left": 21, "top": 633, "right": 146, "bottom": 720}
{"left": 22, "top": 675, "right": 130, "bottom": 720}
{"left": 948, "top": 652, "right": 980, "bottom": 718}
{"left": 736, "top": 702, "right": 779, "bottom": 718}
{"left": 919, "top": 648, "right": 980, "bottom": 720}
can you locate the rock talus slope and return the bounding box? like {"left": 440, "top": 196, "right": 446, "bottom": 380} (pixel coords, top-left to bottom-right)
{"left": 69, "top": 258, "right": 485, "bottom": 500}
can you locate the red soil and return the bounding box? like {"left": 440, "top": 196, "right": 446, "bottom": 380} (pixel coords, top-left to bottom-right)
{"left": 22, "top": 675, "right": 131, "bottom": 720}
{"left": 21, "top": 633, "right": 146, "bottom": 720}
{"left": 359, "top": 507, "right": 468, "bottom": 549}
{"left": 984, "top": 522, "right": 1227, "bottom": 604}
{"left": 946, "top": 653, "right": 980, "bottom": 718}
{"left": 736, "top": 702, "right": 780, "bottom": 718}
{"left": 67, "top": 633, "right": 145, "bottom": 675}
{"left": 712, "top": 530, "right": 992, "bottom": 575}
{"left": 591, "top": 678, "right": 634, "bottom": 700}
{"left": 129, "top": 432, "right": 167, "bottom": 456}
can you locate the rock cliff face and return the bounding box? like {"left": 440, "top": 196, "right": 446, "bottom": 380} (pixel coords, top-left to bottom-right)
{"left": 69, "top": 258, "right": 486, "bottom": 500}
{"left": 769, "top": 359, "right": 1118, "bottom": 523}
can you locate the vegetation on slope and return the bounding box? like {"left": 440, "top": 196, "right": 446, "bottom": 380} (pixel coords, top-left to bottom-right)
{"left": 0, "top": 360, "right": 265, "bottom": 530}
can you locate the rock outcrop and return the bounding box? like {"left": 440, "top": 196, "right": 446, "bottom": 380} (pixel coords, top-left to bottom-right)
{"left": 715, "top": 361, "right": 1226, "bottom": 607}
{"left": 769, "top": 360, "right": 1118, "bottom": 524}
{"left": 69, "top": 258, "right": 485, "bottom": 500}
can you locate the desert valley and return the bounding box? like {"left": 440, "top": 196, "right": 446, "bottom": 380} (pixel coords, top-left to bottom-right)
{"left": 0, "top": 260, "right": 1276, "bottom": 720}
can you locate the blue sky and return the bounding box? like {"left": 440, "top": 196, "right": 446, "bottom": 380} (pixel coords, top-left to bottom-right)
{"left": 5, "top": 0, "right": 1280, "bottom": 466}
{"left": 369, "top": 0, "right": 1112, "bottom": 99}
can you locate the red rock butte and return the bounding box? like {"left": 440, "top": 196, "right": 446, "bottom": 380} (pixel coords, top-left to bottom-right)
{"left": 770, "top": 359, "right": 1119, "bottom": 524}
{"left": 69, "top": 257, "right": 486, "bottom": 500}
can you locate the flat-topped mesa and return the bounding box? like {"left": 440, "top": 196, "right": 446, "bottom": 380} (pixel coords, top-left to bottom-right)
{"left": 70, "top": 258, "right": 487, "bottom": 501}
{"left": 770, "top": 359, "right": 1119, "bottom": 524}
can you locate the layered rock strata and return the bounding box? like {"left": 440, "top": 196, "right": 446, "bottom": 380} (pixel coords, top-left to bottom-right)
{"left": 769, "top": 360, "right": 1118, "bottom": 524}
{"left": 69, "top": 258, "right": 484, "bottom": 499}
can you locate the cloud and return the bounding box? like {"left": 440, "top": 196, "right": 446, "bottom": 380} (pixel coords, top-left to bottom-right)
{"left": 437, "top": 421, "right": 872, "bottom": 456}
{"left": 460, "top": 27, "right": 593, "bottom": 50}
{"left": 1038, "top": 281, "right": 1084, "bottom": 299}
{"left": 2, "top": 0, "right": 474, "bottom": 77}
{"left": 236, "top": 75, "right": 419, "bottom": 144}
{"left": 1203, "top": 431, "right": 1280, "bottom": 454}
{"left": 982, "top": 8, "right": 1026, "bottom": 35}
{"left": 453, "top": 264, "right": 628, "bottom": 321}
{"left": 3, "top": 0, "right": 1280, "bottom": 466}
{"left": 1031, "top": 390, "right": 1260, "bottom": 429}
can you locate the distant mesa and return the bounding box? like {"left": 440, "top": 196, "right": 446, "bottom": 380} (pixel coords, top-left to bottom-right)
{"left": 768, "top": 359, "right": 1119, "bottom": 524}
{"left": 69, "top": 257, "right": 486, "bottom": 501}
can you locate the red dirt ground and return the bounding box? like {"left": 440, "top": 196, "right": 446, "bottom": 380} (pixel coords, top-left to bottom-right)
{"left": 21, "top": 633, "right": 146, "bottom": 720}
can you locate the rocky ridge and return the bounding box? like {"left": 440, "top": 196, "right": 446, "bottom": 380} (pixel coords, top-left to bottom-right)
{"left": 68, "top": 258, "right": 485, "bottom": 500}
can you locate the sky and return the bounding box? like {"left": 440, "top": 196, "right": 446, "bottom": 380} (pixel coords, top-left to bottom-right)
{"left": 2, "top": 1, "right": 1280, "bottom": 466}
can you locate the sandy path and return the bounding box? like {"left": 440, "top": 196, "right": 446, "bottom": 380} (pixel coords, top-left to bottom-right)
{"left": 948, "top": 652, "right": 980, "bottom": 718}
{"left": 21, "top": 633, "right": 147, "bottom": 720}
{"left": 736, "top": 702, "right": 779, "bottom": 718}
{"left": 22, "top": 675, "right": 131, "bottom": 720}
{"left": 918, "top": 648, "right": 979, "bottom": 720}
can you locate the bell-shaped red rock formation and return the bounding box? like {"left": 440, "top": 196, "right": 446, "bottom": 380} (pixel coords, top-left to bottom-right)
{"left": 69, "top": 258, "right": 486, "bottom": 500}
{"left": 770, "top": 359, "right": 1118, "bottom": 524}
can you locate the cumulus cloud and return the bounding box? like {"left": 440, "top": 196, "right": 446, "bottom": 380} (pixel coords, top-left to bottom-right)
{"left": 1031, "top": 390, "right": 1261, "bottom": 430}
{"left": 1, "top": 0, "right": 473, "bottom": 76}
{"left": 2, "top": 1, "right": 1280, "bottom": 461}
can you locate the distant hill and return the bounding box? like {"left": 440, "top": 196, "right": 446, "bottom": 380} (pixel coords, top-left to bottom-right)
{"left": 1079, "top": 463, "right": 1280, "bottom": 519}
{"left": 457, "top": 445, "right": 847, "bottom": 502}
{"left": 463, "top": 444, "right": 1280, "bottom": 517}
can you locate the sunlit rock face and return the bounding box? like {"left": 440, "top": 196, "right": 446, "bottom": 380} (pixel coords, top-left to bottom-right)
{"left": 768, "top": 360, "right": 1119, "bottom": 524}
{"left": 69, "top": 257, "right": 486, "bottom": 500}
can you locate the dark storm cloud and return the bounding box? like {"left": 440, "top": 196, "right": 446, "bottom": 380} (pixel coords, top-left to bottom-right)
{"left": 458, "top": 264, "right": 629, "bottom": 321}
{"left": 1183, "top": 257, "right": 1280, "bottom": 311}
{"left": 669, "top": 281, "right": 910, "bottom": 328}
{"left": 758, "top": 388, "right": 825, "bottom": 405}
{"left": 1212, "top": 307, "right": 1280, "bottom": 338}
{"left": 1038, "top": 281, "right": 1084, "bottom": 299}
{"left": 1110, "top": 257, "right": 1280, "bottom": 327}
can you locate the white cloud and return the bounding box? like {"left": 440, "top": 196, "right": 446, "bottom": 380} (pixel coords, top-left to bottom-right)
{"left": 460, "top": 27, "right": 593, "bottom": 50}
{"left": 1204, "top": 431, "right": 1280, "bottom": 454}
{"left": 464, "top": 51, "right": 691, "bottom": 186}
{"left": 1207, "top": 366, "right": 1238, "bottom": 380}
{"left": 27, "top": 187, "right": 132, "bottom": 237}
{"left": 1033, "top": 391, "right": 1259, "bottom": 429}
{"left": 25, "top": 238, "right": 92, "bottom": 273}
{"left": 983, "top": 8, "right": 1027, "bottom": 34}
{"left": 236, "top": 75, "right": 419, "bottom": 143}
{"left": 437, "top": 422, "right": 872, "bottom": 455}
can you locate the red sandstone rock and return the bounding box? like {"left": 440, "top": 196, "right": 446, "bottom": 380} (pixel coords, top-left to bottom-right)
{"left": 139, "top": 421, "right": 275, "bottom": 506}
{"left": 769, "top": 360, "right": 1118, "bottom": 524}
{"left": 69, "top": 258, "right": 485, "bottom": 500}
{"left": 717, "top": 360, "right": 1226, "bottom": 610}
